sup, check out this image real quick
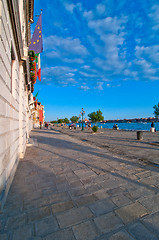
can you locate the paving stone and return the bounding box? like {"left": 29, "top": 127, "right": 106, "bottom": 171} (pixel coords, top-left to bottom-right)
{"left": 128, "top": 187, "right": 153, "bottom": 201}
{"left": 84, "top": 184, "right": 100, "bottom": 194}
{"left": 72, "top": 220, "right": 99, "bottom": 240}
{"left": 12, "top": 225, "right": 33, "bottom": 240}
{"left": 69, "top": 187, "right": 88, "bottom": 198}
{"left": 35, "top": 216, "right": 59, "bottom": 236}
{"left": 27, "top": 206, "right": 51, "bottom": 223}
{"left": 112, "top": 194, "right": 132, "bottom": 207}
{"left": 93, "top": 189, "right": 109, "bottom": 200}
{"left": 115, "top": 202, "right": 149, "bottom": 224}
{"left": 24, "top": 192, "right": 70, "bottom": 210}
{"left": 107, "top": 187, "right": 124, "bottom": 197}
{"left": 44, "top": 229, "right": 76, "bottom": 240}
{"left": 74, "top": 169, "right": 97, "bottom": 179}
{"left": 89, "top": 199, "right": 116, "bottom": 216}
{"left": 108, "top": 230, "right": 135, "bottom": 240}
{"left": 52, "top": 200, "right": 74, "bottom": 214}
{"left": 28, "top": 238, "right": 42, "bottom": 240}
{"left": 94, "top": 212, "right": 124, "bottom": 234}
{"left": 24, "top": 190, "right": 43, "bottom": 203}
{"left": 99, "top": 178, "right": 124, "bottom": 190}
{"left": 2, "top": 128, "right": 159, "bottom": 240}
{"left": 139, "top": 175, "right": 159, "bottom": 186}
{"left": 0, "top": 234, "right": 7, "bottom": 240}
{"left": 68, "top": 180, "right": 83, "bottom": 188}
{"left": 139, "top": 194, "right": 159, "bottom": 213}
{"left": 75, "top": 194, "right": 98, "bottom": 207}
{"left": 56, "top": 206, "right": 93, "bottom": 228}
{"left": 136, "top": 171, "right": 152, "bottom": 179}
{"left": 128, "top": 222, "right": 158, "bottom": 240}
{"left": 0, "top": 216, "right": 7, "bottom": 232}
{"left": 42, "top": 187, "right": 58, "bottom": 196}
{"left": 142, "top": 212, "right": 159, "bottom": 236}
{"left": 5, "top": 214, "right": 26, "bottom": 230}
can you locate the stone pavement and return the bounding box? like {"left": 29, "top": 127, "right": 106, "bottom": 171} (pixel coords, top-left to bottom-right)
{"left": 1, "top": 129, "right": 159, "bottom": 239}
{"left": 53, "top": 126, "right": 159, "bottom": 165}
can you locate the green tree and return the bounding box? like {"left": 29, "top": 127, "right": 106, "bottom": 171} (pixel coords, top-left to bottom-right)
{"left": 63, "top": 118, "right": 69, "bottom": 123}
{"left": 50, "top": 120, "right": 57, "bottom": 124}
{"left": 57, "top": 119, "right": 63, "bottom": 124}
{"left": 70, "top": 116, "right": 79, "bottom": 123}
{"left": 153, "top": 103, "right": 159, "bottom": 118}
{"left": 88, "top": 110, "right": 104, "bottom": 123}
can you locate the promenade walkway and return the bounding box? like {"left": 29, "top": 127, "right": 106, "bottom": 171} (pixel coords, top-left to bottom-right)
{"left": 1, "top": 129, "right": 159, "bottom": 239}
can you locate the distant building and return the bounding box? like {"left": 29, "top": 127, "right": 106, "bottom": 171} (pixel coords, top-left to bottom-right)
{"left": 32, "top": 101, "right": 45, "bottom": 128}
{"left": 0, "top": 0, "right": 35, "bottom": 209}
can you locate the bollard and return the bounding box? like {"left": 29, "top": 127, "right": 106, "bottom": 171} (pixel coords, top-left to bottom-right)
{"left": 137, "top": 131, "right": 143, "bottom": 140}
{"left": 150, "top": 127, "right": 155, "bottom": 132}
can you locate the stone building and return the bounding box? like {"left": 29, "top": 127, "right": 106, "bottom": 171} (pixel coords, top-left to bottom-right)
{"left": 0, "top": 0, "right": 34, "bottom": 209}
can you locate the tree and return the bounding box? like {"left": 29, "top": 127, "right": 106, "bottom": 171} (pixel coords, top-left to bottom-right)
{"left": 57, "top": 119, "right": 63, "bottom": 124}
{"left": 63, "top": 118, "right": 69, "bottom": 123}
{"left": 50, "top": 120, "right": 57, "bottom": 124}
{"left": 70, "top": 116, "right": 79, "bottom": 123}
{"left": 153, "top": 103, "right": 159, "bottom": 118}
{"left": 88, "top": 110, "right": 104, "bottom": 123}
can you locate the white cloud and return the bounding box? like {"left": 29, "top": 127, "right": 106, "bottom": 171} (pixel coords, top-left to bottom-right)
{"left": 65, "top": 73, "right": 75, "bottom": 77}
{"left": 96, "top": 3, "right": 106, "bottom": 16}
{"left": 81, "top": 65, "right": 90, "bottom": 69}
{"left": 60, "top": 78, "right": 77, "bottom": 85}
{"left": 134, "top": 58, "right": 156, "bottom": 75}
{"left": 43, "top": 66, "right": 77, "bottom": 77}
{"left": 64, "top": 2, "right": 83, "bottom": 13}
{"left": 79, "top": 71, "right": 97, "bottom": 78}
{"left": 83, "top": 10, "right": 94, "bottom": 20}
{"left": 44, "top": 35, "right": 88, "bottom": 56}
{"left": 79, "top": 85, "right": 90, "bottom": 91}
{"left": 63, "top": 58, "right": 84, "bottom": 64}
{"left": 88, "top": 16, "right": 127, "bottom": 72}
{"left": 149, "top": 5, "right": 159, "bottom": 30}
{"left": 64, "top": 3, "right": 76, "bottom": 13}
{"left": 135, "top": 45, "right": 159, "bottom": 62}
{"left": 88, "top": 16, "right": 127, "bottom": 35}
{"left": 95, "top": 82, "right": 104, "bottom": 90}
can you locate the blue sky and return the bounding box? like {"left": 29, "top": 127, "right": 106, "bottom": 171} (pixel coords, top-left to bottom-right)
{"left": 33, "top": 0, "right": 159, "bottom": 121}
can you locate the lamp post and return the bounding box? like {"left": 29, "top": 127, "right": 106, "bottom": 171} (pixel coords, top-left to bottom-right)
{"left": 80, "top": 108, "right": 85, "bottom": 131}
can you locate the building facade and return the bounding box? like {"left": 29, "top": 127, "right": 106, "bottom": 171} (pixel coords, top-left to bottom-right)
{"left": 0, "top": 0, "right": 34, "bottom": 209}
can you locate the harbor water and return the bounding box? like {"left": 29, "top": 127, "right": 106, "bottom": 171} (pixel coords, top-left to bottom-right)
{"left": 74, "top": 122, "right": 159, "bottom": 131}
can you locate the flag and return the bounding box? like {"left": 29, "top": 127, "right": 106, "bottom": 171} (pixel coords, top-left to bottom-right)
{"left": 29, "top": 14, "right": 43, "bottom": 54}
{"left": 34, "top": 91, "right": 39, "bottom": 98}
{"left": 35, "top": 53, "right": 39, "bottom": 64}
{"left": 37, "top": 54, "right": 41, "bottom": 81}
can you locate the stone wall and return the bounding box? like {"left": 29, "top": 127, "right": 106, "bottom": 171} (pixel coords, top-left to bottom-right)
{"left": 0, "top": 0, "right": 33, "bottom": 210}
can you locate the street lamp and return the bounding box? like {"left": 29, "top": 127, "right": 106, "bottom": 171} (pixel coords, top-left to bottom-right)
{"left": 80, "top": 108, "right": 85, "bottom": 131}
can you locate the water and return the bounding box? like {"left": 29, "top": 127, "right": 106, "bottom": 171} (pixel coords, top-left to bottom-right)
{"left": 74, "top": 122, "right": 159, "bottom": 131}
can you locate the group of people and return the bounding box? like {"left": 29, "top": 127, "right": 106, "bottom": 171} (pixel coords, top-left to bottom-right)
{"left": 113, "top": 124, "right": 119, "bottom": 130}
{"left": 151, "top": 122, "right": 156, "bottom": 132}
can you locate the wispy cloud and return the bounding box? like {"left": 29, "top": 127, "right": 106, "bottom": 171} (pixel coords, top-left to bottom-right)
{"left": 44, "top": 35, "right": 88, "bottom": 56}
{"left": 43, "top": 66, "right": 77, "bottom": 77}
{"left": 79, "top": 85, "right": 90, "bottom": 91}
{"left": 96, "top": 3, "right": 106, "bottom": 16}
{"left": 79, "top": 71, "right": 98, "bottom": 78}
{"left": 64, "top": 2, "right": 83, "bottom": 13}
{"left": 95, "top": 82, "right": 104, "bottom": 91}
{"left": 41, "top": 0, "right": 159, "bottom": 91}
{"left": 149, "top": 5, "right": 159, "bottom": 30}
{"left": 87, "top": 16, "right": 127, "bottom": 72}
